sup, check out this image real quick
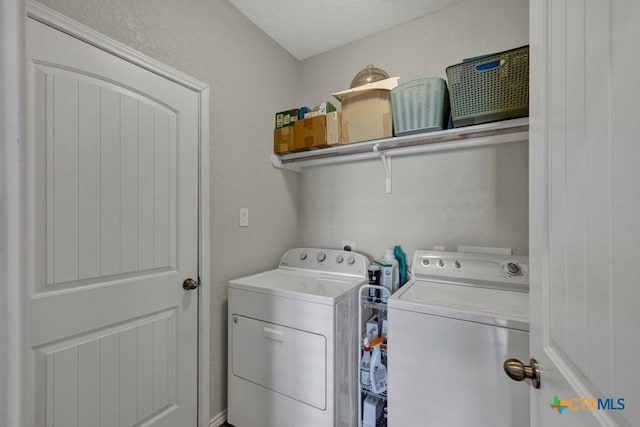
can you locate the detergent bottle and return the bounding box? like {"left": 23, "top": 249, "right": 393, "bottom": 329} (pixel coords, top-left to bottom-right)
{"left": 394, "top": 245, "right": 408, "bottom": 286}
{"left": 375, "top": 249, "right": 399, "bottom": 293}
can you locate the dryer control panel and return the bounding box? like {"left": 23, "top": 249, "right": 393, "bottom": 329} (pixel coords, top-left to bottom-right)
{"left": 279, "top": 248, "right": 369, "bottom": 278}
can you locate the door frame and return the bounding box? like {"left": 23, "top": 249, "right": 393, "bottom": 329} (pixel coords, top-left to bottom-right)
{"left": 23, "top": 2, "right": 211, "bottom": 426}
{"left": 1, "top": 0, "right": 27, "bottom": 426}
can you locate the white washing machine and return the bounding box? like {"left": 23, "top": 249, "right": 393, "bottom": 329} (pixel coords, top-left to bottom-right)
{"left": 388, "top": 249, "right": 530, "bottom": 427}
{"left": 228, "top": 248, "right": 369, "bottom": 427}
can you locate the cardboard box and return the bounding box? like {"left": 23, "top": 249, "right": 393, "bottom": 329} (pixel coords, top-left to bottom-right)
{"left": 294, "top": 115, "right": 326, "bottom": 151}
{"left": 326, "top": 111, "right": 341, "bottom": 146}
{"left": 273, "top": 126, "right": 295, "bottom": 154}
{"left": 275, "top": 109, "right": 299, "bottom": 128}
{"left": 305, "top": 101, "right": 337, "bottom": 118}
{"left": 363, "top": 395, "right": 384, "bottom": 427}
{"left": 333, "top": 77, "right": 398, "bottom": 144}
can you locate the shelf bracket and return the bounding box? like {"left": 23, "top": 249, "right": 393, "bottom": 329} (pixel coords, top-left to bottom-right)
{"left": 373, "top": 144, "right": 392, "bottom": 194}
{"left": 270, "top": 153, "right": 301, "bottom": 173}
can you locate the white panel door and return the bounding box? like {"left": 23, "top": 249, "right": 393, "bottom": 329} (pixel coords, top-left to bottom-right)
{"left": 26, "top": 17, "right": 200, "bottom": 426}
{"left": 529, "top": 0, "right": 639, "bottom": 425}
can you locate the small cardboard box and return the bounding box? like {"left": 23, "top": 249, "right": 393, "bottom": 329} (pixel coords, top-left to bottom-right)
{"left": 294, "top": 115, "right": 326, "bottom": 151}
{"left": 363, "top": 395, "right": 384, "bottom": 427}
{"left": 333, "top": 77, "right": 398, "bottom": 144}
{"left": 326, "top": 111, "right": 341, "bottom": 146}
{"left": 305, "top": 101, "right": 337, "bottom": 118}
{"left": 275, "top": 109, "right": 299, "bottom": 128}
{"left": 273, "top": 126, "right": 295, "bottom": 154}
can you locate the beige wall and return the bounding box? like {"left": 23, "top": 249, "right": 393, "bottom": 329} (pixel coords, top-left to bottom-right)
{"left": 35, "top": 0, "right": 301, "bottom": 419}
{"left": 297, "top": 0, "right": 530, "bottom": 260}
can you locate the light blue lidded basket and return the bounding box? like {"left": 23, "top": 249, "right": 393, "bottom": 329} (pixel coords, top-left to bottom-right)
{"left": 391, "top": 77, "right": 450, "bottom": 137}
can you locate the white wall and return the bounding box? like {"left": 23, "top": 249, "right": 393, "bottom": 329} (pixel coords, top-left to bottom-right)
{"left": 298, "top": 0, "right": 530, "bottom": 259}
{"left": 35, "top": 0, "right": 301, "bottom": 418}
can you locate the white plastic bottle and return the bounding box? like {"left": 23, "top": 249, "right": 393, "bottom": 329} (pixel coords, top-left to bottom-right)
{"left": 375, "top": 249, "right": 399, "bottom": 293}
{"left": 360, "top": 342, "right": 372, "bottom": 387}
{"left": 369, "top": 338, "right": 387, "bottom": 394}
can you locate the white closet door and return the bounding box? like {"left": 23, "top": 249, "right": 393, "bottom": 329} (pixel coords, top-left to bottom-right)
{"left": 26, "top": 17, "right": 200, "bottom": 426}
{"left": 529, "top": 0, "right": 639, "bottom": 425}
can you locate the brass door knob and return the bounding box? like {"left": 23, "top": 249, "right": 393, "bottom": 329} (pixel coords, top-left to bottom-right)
{"left": 504, "top": 358, "right": 541, "bottom": 389}
{"left": 183, "top": 277, "right": 198, "bottom": 290}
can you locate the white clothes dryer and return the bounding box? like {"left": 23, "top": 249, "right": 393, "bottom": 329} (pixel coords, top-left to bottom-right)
{"left": 228, "top": 248, "right": 369, "bottom": 427}
{"left": 388, "top": 248, "right": 530, "bottom": 427}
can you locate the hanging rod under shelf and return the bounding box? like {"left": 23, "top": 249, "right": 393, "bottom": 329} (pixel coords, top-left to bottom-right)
{"left": 271, "top": 117, "right": 529, "bottom": 172}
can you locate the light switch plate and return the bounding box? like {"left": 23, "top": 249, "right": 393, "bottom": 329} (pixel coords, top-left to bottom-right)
{"left": 240, "top": 208, "right": 249, "bottom": 227}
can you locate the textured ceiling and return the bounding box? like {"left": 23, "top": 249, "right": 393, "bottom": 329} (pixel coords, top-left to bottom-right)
{"left": 227, "top": 0, "right": 463, "bottom": 60}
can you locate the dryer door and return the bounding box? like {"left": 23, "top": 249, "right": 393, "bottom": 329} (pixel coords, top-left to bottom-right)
{"left": 231, "top": 315, "right": 327, "bottom": 409}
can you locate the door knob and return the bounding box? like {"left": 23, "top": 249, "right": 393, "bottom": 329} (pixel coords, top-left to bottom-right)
{"left": 183, "top": 277, "right": 198, "bottom": 290}
{"left": 503, "top": 358, "right": 541, "bottom": 389}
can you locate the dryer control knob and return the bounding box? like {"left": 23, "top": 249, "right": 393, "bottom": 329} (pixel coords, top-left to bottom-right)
{"left": 316, "top": 252, "right": 326, "bottom": 262}
{"left": 300, "top": 252, "right": 308, "bottom": 260}
{"left": 347, "top": 256, "right": 356, "bottom": 265}
{"left": 336, "top": 255, "right": 344, "bottom": 263}
{"left": 504, "top": 262, "right": 522, "bottom": 276}
{"left": 437, "top": 259, "right": 446, "bottom": 268}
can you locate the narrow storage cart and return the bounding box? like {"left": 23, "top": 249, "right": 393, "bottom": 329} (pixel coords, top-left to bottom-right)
{"left": 358, "top": 285, "right": 390, "bottom": 427}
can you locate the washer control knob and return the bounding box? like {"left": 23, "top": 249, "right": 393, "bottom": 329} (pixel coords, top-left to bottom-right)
{"left": 453, "top": 260, "right": 462, "bottom": 269}
{"left": 336, "top": 255, "right": 344, "bottom": 264}
{"left": 422, "top": 259, "right": 431, "bottom": 267}
{"left": 299, "top": 252, "right": 307, "bottom": 261}
{"left": 347, "top": 256, "right": 356, "bottom": 265}
{"left": 316, "top": 252, "right": 326, "bottom": 262}
{"left": 437, "top": 259, "right": 446, "bottom": 268}
{"left": 505, "top": 262, "right": 522, "bottom": 277}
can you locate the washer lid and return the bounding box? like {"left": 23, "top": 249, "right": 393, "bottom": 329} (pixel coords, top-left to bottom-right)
{"left": 229, "top": 269, "right": 366, "bottom": 305}
{"left": 389, "top": 279, "right": 529, "bottom": 331}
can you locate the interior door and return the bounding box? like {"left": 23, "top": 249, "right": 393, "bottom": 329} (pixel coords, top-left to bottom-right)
{"left": 529, "top": 0, "right": 639, "bottom": 425}
{"left": 26, "top": 16, "right": 200, "bottom": 426}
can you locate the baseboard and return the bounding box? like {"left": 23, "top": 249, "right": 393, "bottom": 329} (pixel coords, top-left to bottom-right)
{"left": 209, "top": 409, "right": 227, "bottom": 427}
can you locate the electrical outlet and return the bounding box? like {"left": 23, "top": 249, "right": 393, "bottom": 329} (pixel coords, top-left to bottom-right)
{"left": 341, "top": 240, "right": 356, "bottom": 251}
{"left": 239, "top": 208, "right": 249, "bottom": 227}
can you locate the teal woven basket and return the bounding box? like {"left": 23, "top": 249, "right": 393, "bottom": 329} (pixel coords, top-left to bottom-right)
{"left": 446, "top": 45, "right": 529, "bottom": 127}
{"left": 391, "top": 77, "right": 450, "bottom": 137}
